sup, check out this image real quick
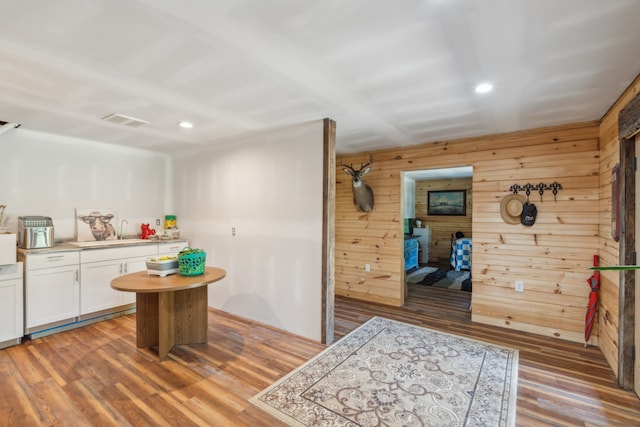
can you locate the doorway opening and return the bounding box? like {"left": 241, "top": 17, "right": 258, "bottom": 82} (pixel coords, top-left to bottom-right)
{"left": 402, "top": 166, "right": 473, "bottom": 315}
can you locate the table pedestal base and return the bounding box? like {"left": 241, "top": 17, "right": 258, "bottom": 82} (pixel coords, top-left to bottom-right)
{"left": 136, "top": 286, "right": 208, "bottom": 360}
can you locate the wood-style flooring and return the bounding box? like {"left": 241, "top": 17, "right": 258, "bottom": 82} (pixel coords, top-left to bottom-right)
{"left": 1, "top": 284, "right": 639, "bottom": 426}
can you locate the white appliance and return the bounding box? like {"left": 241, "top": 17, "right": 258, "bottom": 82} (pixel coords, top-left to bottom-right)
{"left": 413, "top": 226, "right": 431, "bottom": 264}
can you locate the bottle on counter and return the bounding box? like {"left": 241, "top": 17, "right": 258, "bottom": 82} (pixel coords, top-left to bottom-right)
{"left": 164, "top": 215, "right": 177, "bottom": 230}
{"left": 163, "top": 215, "right": 179, "bottom": 239}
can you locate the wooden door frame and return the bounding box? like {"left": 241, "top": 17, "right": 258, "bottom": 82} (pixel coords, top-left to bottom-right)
{"left": 635, "top": 138, "right": 640, "bottom": 397}
{"left": 321, "top": 118, "right": 336, "bottom": 344}
{"left": 618, "top": 94, "right": 640, "bottom": 389}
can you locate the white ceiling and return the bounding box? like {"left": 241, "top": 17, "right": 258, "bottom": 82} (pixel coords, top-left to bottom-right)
{"left": 1, "top": 0, "right": 640, "bottom": 154}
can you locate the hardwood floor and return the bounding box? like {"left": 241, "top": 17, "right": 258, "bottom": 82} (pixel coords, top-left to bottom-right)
{"left": 1, "top": 285, "right": 639, "bottom": 426}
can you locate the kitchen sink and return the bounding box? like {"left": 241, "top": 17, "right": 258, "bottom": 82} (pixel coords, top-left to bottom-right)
{"left": 69, "top": 238, "right": 156, "bottom": 247}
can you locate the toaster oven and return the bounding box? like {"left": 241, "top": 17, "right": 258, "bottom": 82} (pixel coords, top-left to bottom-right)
{"left": 18, "top": 216, "right": 54, "bottom": 249}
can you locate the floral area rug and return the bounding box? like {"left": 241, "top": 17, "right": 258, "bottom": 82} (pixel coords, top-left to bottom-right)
{"left": 407, "top": 266, "right": 472, "bottom": 291}
{"left": 250, "top": 317, "right": 518, "bottom": 426}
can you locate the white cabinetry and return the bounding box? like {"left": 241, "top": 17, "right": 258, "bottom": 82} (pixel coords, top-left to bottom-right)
{"left": 80, "top": 260, "right": 122, "bottom": 313}
{"left": 22, "top": 251, "right": 80, "bottom": 333}
{"left": 20, "top": 240, "right": 190, "bottom": 338}
{"left": 0, "top": 262, "right": 23, "bottom": 349}
{"left": 80, "top": 245, "right": 157, "bottom": 315}
{"left": 158, "top": 240, "right": 188, "bottom": 257}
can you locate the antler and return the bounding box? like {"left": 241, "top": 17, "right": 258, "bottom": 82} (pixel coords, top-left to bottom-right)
{"left": 341, "top": 153, "right": 373, "bottom": 171}
{"left": 360, "top": 153, "right": 373, "bottom": 169}
{"left": 340, "top": 159, "right": 355, "bottom": 172}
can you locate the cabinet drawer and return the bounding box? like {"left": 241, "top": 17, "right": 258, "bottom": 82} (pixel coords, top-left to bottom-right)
{"left": 26, "top": 251, "right": 80, "bottom": 270}
{"left": 0, "top": 263, "right": 22, "bottom": 279}
{"left": 405, "top": 253, "right": 418, "bottom": 270}
{"left": 158, "top": 240, "right": 189, "bottom": 255}
{"left": 81, "top": 245, "right": 157, "bottom": 263}
{"left": 404, "top": 239, "right": 418, "bottom": 250}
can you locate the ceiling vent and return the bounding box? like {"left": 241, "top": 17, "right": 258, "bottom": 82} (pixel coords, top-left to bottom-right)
{"left": 0, "top": 121, "right": 21, "bottom": 135}
{"left": 101, "top": 113, "right": 149, "bottom": 128}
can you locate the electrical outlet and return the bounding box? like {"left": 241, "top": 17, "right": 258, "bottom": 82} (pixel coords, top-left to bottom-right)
{"left": 365, "top": 263, "right": 371, "bottom": 272}
{"left": 232, "top": 227, "right": 236, "bottom": 236}
{"left": 515, "top": 280, "right": 524, "bottom": 292}
{"left": 156, "top": 218, "right": 161, "bottom": 226}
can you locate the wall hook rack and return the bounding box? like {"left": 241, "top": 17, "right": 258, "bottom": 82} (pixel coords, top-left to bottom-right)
{"left": 510, "top": 181, "right": 563, "bottom": 201}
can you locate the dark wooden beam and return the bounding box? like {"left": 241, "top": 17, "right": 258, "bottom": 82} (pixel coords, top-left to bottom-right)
{"left": 618, "top": 136, "right": 635, "bottom": 389}
{"left": 617, "top": 89, "right": 640, "bottom": 389}
{"left": 620, "top": 92, "right": 640, "bottom": 139}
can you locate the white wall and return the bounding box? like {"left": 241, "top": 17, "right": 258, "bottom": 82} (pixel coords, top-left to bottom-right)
{"left": 1, "top": 121, "right": 325, "bottom": 342}
{"left": 172, "top": 120, "right": 324, "bottom": 341}
{"left": 0, "top": 129, "right": 170, "bottom": 239}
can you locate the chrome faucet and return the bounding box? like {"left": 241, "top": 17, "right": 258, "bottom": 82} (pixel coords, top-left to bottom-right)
{"left": 119, "top": 219, "right": 128, "bottom": 239}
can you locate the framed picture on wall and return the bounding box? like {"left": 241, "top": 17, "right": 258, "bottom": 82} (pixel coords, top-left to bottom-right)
{"left": 427, "top": 190, "right": 466, "bottom": 216}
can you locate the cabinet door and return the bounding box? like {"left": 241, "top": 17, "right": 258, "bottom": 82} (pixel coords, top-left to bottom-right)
{"left": 80, "top": 260, "right": 123, "bottom": 314}
{"left": 26, "top": 265, "right": 79, "bottom": 329}
{"left": 80, "top": 245, "right": 157, "bottom": 314}
{"left": 121, "top": 256, "right": 149, "bottom": 304}
{"left": 0, "top": 278, "right": 22, "bottom": 342}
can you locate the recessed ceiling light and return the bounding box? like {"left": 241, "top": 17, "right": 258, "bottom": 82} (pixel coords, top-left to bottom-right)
{"left": 475, "top": 82, "right": 493, "bottom": 94}
{"left": 178, "top": 121, "right": 194, "bottom": 129}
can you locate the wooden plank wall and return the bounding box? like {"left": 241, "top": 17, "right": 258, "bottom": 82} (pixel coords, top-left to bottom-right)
{"left": 336, "top": 121, "right": 601, "bottom": 344}
{"left": 597, "top": 74, "right": 640, "bottom": 375}
{"left": 414, "top": 178, "right": 473, "bottom": 265}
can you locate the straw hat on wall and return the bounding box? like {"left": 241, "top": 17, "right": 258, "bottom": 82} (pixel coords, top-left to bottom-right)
{"left": 500, "top": 194, "right": 526, "bottom": 224}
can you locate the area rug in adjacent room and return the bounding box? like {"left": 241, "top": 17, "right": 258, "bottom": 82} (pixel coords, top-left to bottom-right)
{"left": 407, "top": 266, "right": 472, "bottom": 291}
{"left": 250, "top": 317, "right": 518, "bottom": 427}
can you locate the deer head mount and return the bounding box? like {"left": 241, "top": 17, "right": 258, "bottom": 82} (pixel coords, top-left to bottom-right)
{"left": 342, "top": 155, "right": 374, "bottom": 212}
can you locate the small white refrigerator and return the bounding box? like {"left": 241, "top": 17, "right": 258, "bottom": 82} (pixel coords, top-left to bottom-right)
{"left": 413, "top": 227, "right": 431, "bottom": 264}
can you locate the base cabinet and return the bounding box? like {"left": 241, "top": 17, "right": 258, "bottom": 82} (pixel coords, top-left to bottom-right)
{"left": 22, "top": 252, "right": 80, "bottom": 332}
{"left": 20, "top": 239, "right": 189, "bottom": 337}
{"left": 0, "top": 262, "right": 23, "bottom": 348}
{"left": 80, "top": 245, "right": 158, "bottom": 315}
{"left": 404, "top": 238, "right": 419, "bottom": 271}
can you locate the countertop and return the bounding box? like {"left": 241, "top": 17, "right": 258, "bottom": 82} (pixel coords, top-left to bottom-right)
{"left": 17, "top": 238, "right": 188, "bottom": 255}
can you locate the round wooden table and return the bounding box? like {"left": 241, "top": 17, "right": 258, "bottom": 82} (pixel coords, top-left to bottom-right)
{"left": 111, "top": 267, "right": 226, "bottom": 360}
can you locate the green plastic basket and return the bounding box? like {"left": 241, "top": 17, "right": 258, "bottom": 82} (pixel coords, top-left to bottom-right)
{"left": 178, "top": 248, "right": 206, "bottom": 276}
